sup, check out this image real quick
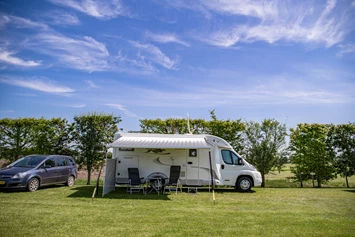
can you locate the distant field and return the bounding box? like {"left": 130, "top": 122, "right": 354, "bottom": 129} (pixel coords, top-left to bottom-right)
{"left": 1, "top": 185, "right": 355, "bottom": 237}
{"left": 265, "top": 164, "right": 355, "bottom": 188}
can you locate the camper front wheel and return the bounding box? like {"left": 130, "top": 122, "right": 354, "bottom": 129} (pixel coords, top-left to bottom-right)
{"left": 236, "top": 177, "right": 252, "bottom": 192}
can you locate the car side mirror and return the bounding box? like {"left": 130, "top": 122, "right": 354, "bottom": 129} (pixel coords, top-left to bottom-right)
{"left": 44, "top": 165, "right": 52, "bottom": 169}
{"left": 238, "top": 158, "right": 243, "bottom": 165}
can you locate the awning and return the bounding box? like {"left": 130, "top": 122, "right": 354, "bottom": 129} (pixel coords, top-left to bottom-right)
{"left": 108, "top": 133, "right": 212, "bottom": 149}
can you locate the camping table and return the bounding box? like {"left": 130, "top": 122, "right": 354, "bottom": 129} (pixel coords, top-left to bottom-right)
{"left": 146, "top": 178, "right": 162, "bottom": 195}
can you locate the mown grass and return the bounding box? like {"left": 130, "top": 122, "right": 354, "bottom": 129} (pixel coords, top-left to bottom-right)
{"left": 1, "top": 184, "right": 355, "bottom": 237}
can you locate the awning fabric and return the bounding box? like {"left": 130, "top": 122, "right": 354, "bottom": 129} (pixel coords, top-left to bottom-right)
{"left": 108, "top": 133, "right": 212, "bottom": 149}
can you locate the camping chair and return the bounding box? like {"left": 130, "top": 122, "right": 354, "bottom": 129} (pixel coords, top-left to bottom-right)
{"left": 163, "top": 165, "right": 182, "bottom": 194}
{"left": 127, "top": 168, "right": 146, "bottom": 194}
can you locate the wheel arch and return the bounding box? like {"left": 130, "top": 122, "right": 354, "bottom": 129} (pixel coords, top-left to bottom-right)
{"left": 27, "top": 175, "right": 42, "bottom": 187}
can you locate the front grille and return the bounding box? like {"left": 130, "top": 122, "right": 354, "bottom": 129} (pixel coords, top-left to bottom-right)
{"left": 0, "top": 175, "right": 13, "bottom": 180}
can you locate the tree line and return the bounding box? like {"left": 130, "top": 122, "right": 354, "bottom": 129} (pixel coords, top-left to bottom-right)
{"left": 0, "top": 111, "right": 354, "bottom": 187}
{"left": 0, "top": 113, "right": 120, "bottom": 184}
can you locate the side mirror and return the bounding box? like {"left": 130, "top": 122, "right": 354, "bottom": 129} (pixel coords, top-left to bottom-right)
{"left": 44, "top": 165, "right": 52, "bottom": 169}
{"left": 238, "top": 158, "right": 243, "bottom": 165}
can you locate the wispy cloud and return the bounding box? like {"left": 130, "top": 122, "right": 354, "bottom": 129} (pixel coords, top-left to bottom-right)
{"left": 145, "top": 31, "right": 190, "bottom": 47}
{"left": 185, "top": 0, "right": 352, "bottom": 48}
{"left": 105, "top": 103, "right": 138, "bottom": 117}
{"left": 48, "top": 0, "right": 129, "bottom": 19}
{"left": 85, "top": 80, "right": 99, "bottom": 88}
{"left": 337, "top": 44, "right": 355, "bottom": 57}
{"left": 129, "top": 41, "right": 179, "bottom": 69}
{"left": 42, "top": 11, "right": 80, "bottom": 26}
{"left": 34, "top": 33, "right": 110, "bottom": 72}
{"left": 0, "top": 14, "right": 48, "bottom": 30}
{"left": 68, "top": 103, "right": 86, "bottom": 108}
{"left": 0, "top": 77, "right": 75, "bottom": 94}
{"left": 0, "top": 51, "right": 41, "bottom": 67}
{"left": 0, "top": 110, "right": 15, "bottom": 113}
{"left": 116, "top": 52, "right": 158, "bottom": 74}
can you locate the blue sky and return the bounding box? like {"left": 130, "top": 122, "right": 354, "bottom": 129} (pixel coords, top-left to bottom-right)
{"left": 0, "top": 0, "right": 354, "bottom": 132}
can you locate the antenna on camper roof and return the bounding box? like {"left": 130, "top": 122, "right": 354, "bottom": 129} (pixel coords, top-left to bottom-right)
{"left": 187, "top": 113, "right": 192, "bottom": 134}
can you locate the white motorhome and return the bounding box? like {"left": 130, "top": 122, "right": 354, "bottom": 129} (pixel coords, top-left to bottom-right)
{"left": 103, "top": 133, "right": 262, "bottom": 196}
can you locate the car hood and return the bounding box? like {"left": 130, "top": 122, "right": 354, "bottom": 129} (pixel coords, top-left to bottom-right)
{"left": 0, "top": 166, "right": 33, "bottom": 175}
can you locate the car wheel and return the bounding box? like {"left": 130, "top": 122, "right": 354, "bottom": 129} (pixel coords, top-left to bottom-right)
{"left": 66, "top": 176, "right": 75, "bottom": 187}
{"left": 237, "top": 177, "right": 252, "bottom": 192}
{"left": 27, "top": 178, "right": 40, "bottom": 192}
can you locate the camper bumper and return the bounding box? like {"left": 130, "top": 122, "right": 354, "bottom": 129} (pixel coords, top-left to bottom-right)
{"left": 253, "top": 172, "right": 262, "bottom": 187}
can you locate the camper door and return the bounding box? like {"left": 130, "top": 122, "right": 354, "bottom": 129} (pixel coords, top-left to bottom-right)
{"left": 186, "top": 149, "right": 200, "bottom": 185}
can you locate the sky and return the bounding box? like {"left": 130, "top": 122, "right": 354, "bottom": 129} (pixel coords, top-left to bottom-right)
{"left": 0, "top": 0, "right": 354, "bottom": 132}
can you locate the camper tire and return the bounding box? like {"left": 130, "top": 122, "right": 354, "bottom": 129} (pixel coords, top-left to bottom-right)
{"left": 236, "top": 176, "right": 252, "bottom": 192}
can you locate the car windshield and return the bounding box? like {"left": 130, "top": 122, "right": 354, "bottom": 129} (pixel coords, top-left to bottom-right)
{"left": 13, "top": 156, "right": 47, "bottom": 168}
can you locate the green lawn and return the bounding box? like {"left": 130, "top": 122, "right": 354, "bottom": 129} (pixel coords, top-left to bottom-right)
{"left": 1, "top": 185, "right": 354, "bottom": 237}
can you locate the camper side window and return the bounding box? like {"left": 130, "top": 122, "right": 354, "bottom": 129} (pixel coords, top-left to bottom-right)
{"left": 221, "top": 150, "right": 233, "bottom": 165}
{"left": 221, "top": 150, "right": 242, "bottom": 166}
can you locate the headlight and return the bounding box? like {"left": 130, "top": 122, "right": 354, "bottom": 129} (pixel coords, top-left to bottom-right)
{"left": 13, "top": 172, "right": 28, "bottom": 179}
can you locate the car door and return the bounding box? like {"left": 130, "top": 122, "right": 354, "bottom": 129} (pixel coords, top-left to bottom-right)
{"left": 56, "top": 156, "right": 70, "bottom": 183}
{"left": 220, "top": 150, "right": 243, "bottom": 186}
{"left": 40, "top": 157, "right": 58, "bottom": 184}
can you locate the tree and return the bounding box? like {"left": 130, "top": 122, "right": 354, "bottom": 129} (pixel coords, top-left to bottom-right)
{"left": 31, "top": 118, "right": 74, "bottom": 156}
{"left": 327, "top": 123, "right": 355, "bottom": 188}
{"left": 206, "top": 110, "right": 245, "bottom": 152}
{"left": 140, "top": 110, "right": 244, "bottom": 151}
{"left": 73, "top": 113, "right": 120, "bottom": 184}
{"left": 0, "top": 118, "right": 39, "bottom": 161}
{"left": 289, "top": 123, "right": 335, "bottom": 187}
{"left": 243, "top": 119, "right": 288, "bottom": 187}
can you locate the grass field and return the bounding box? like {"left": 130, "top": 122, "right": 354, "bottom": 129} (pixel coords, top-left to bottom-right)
{"left": 1, "top": 184, "right": 355, "bottom": 237}
{"left": 265, "top": 164, "right": 355, "bottom": 188}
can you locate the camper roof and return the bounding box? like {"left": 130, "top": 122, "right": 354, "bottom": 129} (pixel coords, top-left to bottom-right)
{"left": 108, "top": 133, "right": 232, "bottom": 149}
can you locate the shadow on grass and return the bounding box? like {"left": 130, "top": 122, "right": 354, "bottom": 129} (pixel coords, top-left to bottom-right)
{"left": 342, "top": 189, "right": 355, "bottom": 193}
{"left": 66, "top": 185, "right": 258, "bottom": 200}
{"left": 0, "top": 184, "right": 67, "bottom": 193}
{"left": 67, "top": 186, "right": 171, "bottom": 200}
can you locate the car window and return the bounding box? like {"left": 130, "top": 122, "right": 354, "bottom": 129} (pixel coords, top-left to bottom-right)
{"left": 44, "top": 158, "right": 56, "bottom": 167}
{"left": 57, "top": 157, "right": 67, "bottom": 167}
{"left": 221, "top": 150, "right": 233, "bottom": 165}
{"left": 13, "top": 156, "right": 47, "bottom": 168}
{"left": 67, "top": 158, "right": 75, "bottom": 166}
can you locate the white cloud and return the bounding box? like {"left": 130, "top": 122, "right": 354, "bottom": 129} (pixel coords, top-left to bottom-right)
{"left": 337, "top": 44, "right": 355, "bottom": 57}
{"left": 43, "top": 11, "right": 80, "bottom": 26}
{"left": 69, "top": 103, "right": 86, "bottom": 108}
{"left": 0, "top": 110, "right": 15, "bottom": 113}
{"left": 105, "top": 103, "right": 138, "bottom": 117}
{"left": 145, "top": 31, "right": 189, "bottom": 47}
{"left": 34, "top": 33, "right": 110, "bottom": 72}
{"left": 189, "top": 0, "right": 351, "bottom": 48}
{"left": 200, "top": 0, "right": 278, "bottom": 20}
{"left": 0, "top": 77, "right": 75, "bottom": 94}
{"left": 0, "top": 14, "right": 48, "bottom": 30}
{"left": 0, "top": 51, "right": 41, "bottom": 67}
{"left": 129, "top": 41, "right": 179, "bottom": 69}
{"left": 48, "top": 0, "right": 129, "bottom": 19}
{"left": 85, "top": 80, "right": 99, "bottom": 88}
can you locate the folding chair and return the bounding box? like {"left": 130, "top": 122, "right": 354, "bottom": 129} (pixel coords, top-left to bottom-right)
{"left": 127, "top": 168, "right": 145, "bottom": 194}
{"left": 163, "top": 165, "right": 182, "bottom": 194}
